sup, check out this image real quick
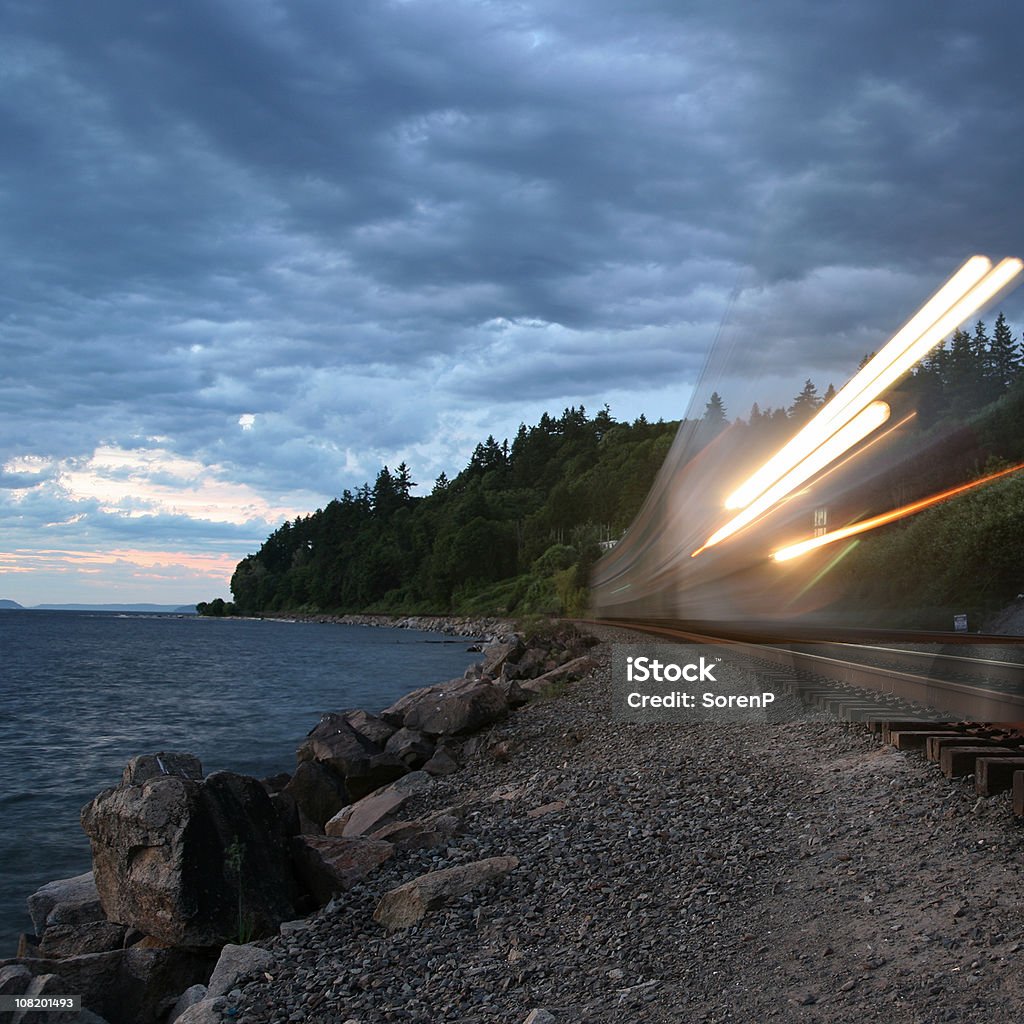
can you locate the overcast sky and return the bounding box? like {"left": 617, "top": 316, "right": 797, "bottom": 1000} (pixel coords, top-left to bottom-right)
{"left": 3, "top": 1, "right": 1024, "bottom": 605}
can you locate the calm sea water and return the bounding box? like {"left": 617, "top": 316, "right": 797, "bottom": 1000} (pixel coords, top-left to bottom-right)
{"left": 0, "top": 611, "right": 481, "bottom": 953}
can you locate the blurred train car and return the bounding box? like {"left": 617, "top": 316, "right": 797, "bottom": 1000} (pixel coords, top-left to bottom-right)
{"left": 589, "top": 414, "right": 901, "bottom": 627}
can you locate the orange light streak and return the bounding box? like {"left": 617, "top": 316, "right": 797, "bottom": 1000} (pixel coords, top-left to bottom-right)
{"left": 772, "top": 462, "right": 1024, "bottom": 562}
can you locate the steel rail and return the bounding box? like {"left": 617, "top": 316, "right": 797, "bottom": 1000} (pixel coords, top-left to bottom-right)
{"left": 596, "top": 619, "right": 1024, "bottom": 723}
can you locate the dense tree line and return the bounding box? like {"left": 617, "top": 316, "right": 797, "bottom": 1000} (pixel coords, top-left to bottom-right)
{"left": 226, "top": 406, "right": 679, "bottom": 616}
{"left": 773, "top": 314, "right": 1024, "bottom": 625}
{"left": 213, "top": 313, "right": 1024, "bottom": 622}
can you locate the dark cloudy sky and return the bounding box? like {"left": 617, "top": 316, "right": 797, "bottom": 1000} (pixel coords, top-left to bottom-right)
{"left": 3, "top": 0, "right": 1024, "bottom": 604}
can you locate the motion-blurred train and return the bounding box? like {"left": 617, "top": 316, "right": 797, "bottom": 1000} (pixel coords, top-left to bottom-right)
{"left": 588, "top": 410, "right": 924, "bottom": 629}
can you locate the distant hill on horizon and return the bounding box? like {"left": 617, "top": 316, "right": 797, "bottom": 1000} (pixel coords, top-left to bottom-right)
{"left": 4, "top": 602, "right": 198, "bottom": 613}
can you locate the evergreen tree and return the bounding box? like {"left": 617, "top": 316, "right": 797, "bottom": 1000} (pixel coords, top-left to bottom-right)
{"left": 823, "top": 383, "right": 836, "bottom": 405}
{"left": 394, "top": 462, "right": 415, "bottom": 502}
{"left": 924, "top": 340, "right": 948, "bottom": 380}
{"left": 989, "top": 312, "right": 1020, "bottom": 393}
{"left": 789, "top": 379, "right": 821, "bottom": 424}
{"left": 947, "top": 328, "right": 984, "bottom": 411}
{"left": 703, "top": 392, "right": 727, "bottom": 430}
{"left": 372, "top": 466, "right": 398, "bottom": 517}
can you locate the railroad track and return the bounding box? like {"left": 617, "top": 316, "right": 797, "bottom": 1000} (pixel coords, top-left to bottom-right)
{"left": 593, "top": 618, "right": 1024, "bottom": 816}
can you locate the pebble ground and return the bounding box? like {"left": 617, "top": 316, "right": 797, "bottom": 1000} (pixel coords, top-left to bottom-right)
{"left": 226, "top": 625, "right": 1024, "bottom": 1024}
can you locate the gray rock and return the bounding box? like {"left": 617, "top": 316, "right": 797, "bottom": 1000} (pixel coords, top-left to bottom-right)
{"left": 168, "top": 983, "right": 208, "bottom": 1023}
{"left": 173, "top": 1000, "right": 224, "bottom": 1024}
{"left": 282, "top": 759, "right": 349, "bottom": 828}
{"left": 278, "top": 919, "right": 311, "bottom": 936}
{"left": 81, "top": 765, "right": 297, "bottom": 946}
{"left": 497, "top": 677, "right": 530, "bottom": 708}
{"left": 122, "top": 752, "right": 203, "bottom": 786}
{"left": 37, "top": 920, "right": 127, "bottom": 958}
{"left": 481, "top": 639, "right": 524, "bottom": 679}
{"left": 373, "top": 856, "right": 519, "bottom": 930}
{"left": 518, "top": 656, "right": 598, "bottom": 698}
{"left": 384, "top": 727, "right": 435, "bottom": 768}
{"left": 291, "top": 836, "right": 395, "bottom": 904}
{"left": 325, "top": 771, "right": 433, "bottom": 837}
{"left": 12, "top": 974, "right": 72, "bottom": 1024}
{"left": 381, "top": 677, "right": 508, "bottom": 737}
{"left": 296, "top": 714, "right": 407, "bottom": 800}
{"left": 367, "top": 818, "right": 453, "bottom": 850}
{"left": 422, "top": 748, "right": 460, "bottom": 776}
{"left": 502, "top": 646, "right": 549, "bottom": 680}
{"left": 207, "top": 942, "right": 276, "bottom": 998}
{"left": 27, "top": 872, "right": 101, "bottom": 935}
{"left": 524, "top": 1011, "right": 556, "bottom": 1024}
{"left": 2, "top": 946, "right": 215, "bottom": 1024}
{"left": 343, "top": 709, "right": 397, "bottom": 747}
{"left": 0, "top": 963, "right": 31, "bottom": 995}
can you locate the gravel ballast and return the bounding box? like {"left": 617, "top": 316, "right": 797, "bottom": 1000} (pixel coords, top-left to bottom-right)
{"left": 221, "top": 625, "right": 1024, "bottom": 1023}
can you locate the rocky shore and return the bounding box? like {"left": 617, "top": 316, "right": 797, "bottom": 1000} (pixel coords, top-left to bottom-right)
{"left": 261, "top": 613, "right": 513, "bottom": 643}
{"left": 5, "top": 623, "right": 1024, "bottom": 1023}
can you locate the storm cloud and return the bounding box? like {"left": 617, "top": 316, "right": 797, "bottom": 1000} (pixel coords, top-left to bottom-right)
{"left": 3, "top": 0, "right": 1023, "bottom": 601}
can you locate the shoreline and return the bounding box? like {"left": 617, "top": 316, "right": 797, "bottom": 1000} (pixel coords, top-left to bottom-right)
{"left": 224, "top": 623, "right": 1024, "bottom": 1022}
{"left": 11, "top": 623, "right": 1024, "bottom": 1022}
{"left": 2, "top": 620, "right": 595, "bottom": 1023}
{"left": 255, "top": 611, "right": 517, "bottom": 642}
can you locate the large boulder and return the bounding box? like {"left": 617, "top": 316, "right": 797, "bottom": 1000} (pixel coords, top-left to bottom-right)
{"left": 122, "top": 753, "right": 203, "bottom": 786}
{"left": 291, "top": 836, "right": 394, "bottom": 904}
{"left": 27, "top": 872, "right": 103, "bottom": 935}
{"left": 480, "top": 639, "right": 524, "bottom": 679}
{"left": 81, "top": 762, "right": 297, "bottom": 947}
{"left": 422, "top": 747, "right": 460, "bottom": 776}
{"left": 0, "top": 964, "right": 31, "bottom": 995}
{"left": 373, "top": 856, "right": 519, "bottom": 930}
{"left": 282, "top": 759, "right": 348, "bottom": 828}
{"left": 297, "top": 714, "right": 407, "bottom": 800}
{"left": 384, "top": 727, "right": 435, "bottom": 768}
{"left": 380, "top": 678, "right": 508, "bottom": 737}
{"left": 519, "top": 656, "right": 599, "bottom": 698}
{"left": 167, "top": 984, "right": 207, "bottom": 1023}
{"left": 206, "top": 942, "right": 276, "bottom": 998}
{"left": 37, "top": 921, "right": 127, "bottom": 959}
{"left": 502, "top": 647, "right": 551, "bottom": 681}
{"left": 325, "top": 771, "right": 433, "bottom": 838}
{"left": 367, "top": 818, "right": 453, "bottom": 851}
{"left": 343, "top": 709, "right": 396, "bottom": 747}
{"left": 0, "top": 946, "right": 215, "bottom": 1024}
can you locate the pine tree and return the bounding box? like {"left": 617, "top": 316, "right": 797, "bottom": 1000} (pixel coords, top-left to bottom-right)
{"left": 789, "top": 379, "right": 821, "bottom": 424}
{"left": 703, "top": 392, "right": 727, "bottom": 430}
{"left": 823, "top": 383, "right": 836, "bottom": 405}
{"left": 372, "top": 466, "right": 398, "bottom": 516}
{"left": 988, "top": 312, "right": 1020, "bottom": 393}
{"left": 947, "top": 328, "right": 984, "bottom": 411}
{"left": 394, "top": 462, "right": 415, "bottom": 502}
{"left": 973, "top": 319, "right": 993, "bottom": 393}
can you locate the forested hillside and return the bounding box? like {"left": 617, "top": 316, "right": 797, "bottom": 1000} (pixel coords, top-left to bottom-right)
{"left": 829, "top": 315, "right": 1024, "bottom": 626}
{"left": 203, "top": 313, "right": 1024, "bottom": 624}
{"left": 220, "top": 407, "right": 680, "bottom": 617}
